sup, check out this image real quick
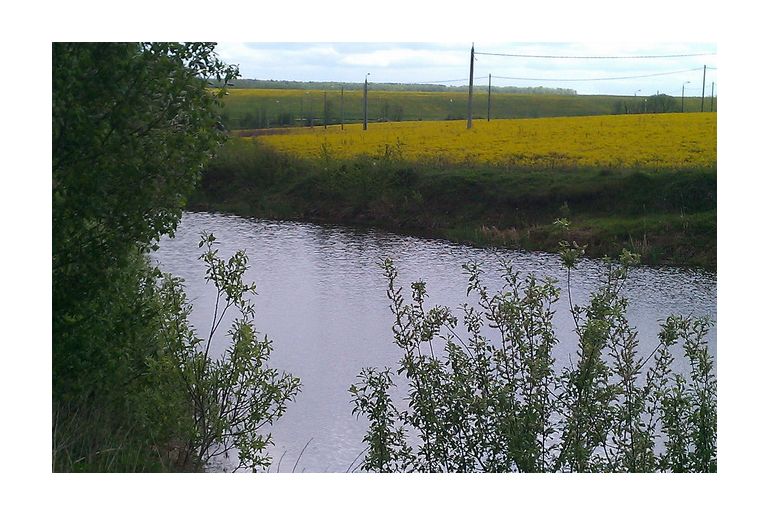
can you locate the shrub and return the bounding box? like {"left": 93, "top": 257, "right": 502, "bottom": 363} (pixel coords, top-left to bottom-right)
{"left": 155, "top": 233, "right": 301, "bottom": 471}
{"left": 53, "top": 235, "right": 301, "bottom": 472}
{"left": 351, "top": 234, "right": 715, "bottom": 472}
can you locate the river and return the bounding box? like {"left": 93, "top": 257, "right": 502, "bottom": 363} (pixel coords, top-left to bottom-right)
{"left": 152, "top": 211, "right": 716, "bottom": 472}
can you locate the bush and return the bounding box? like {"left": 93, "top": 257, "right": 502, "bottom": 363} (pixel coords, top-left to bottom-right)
{"left": 153, "top": 233, "right": 301, "bottom": 471}
{"left": 52, "top": 251, "right": 195, "bottom": 472}
{"left": 53, "top": 235, "right": 300, "bottom": 472}
{"left": 351, "top": 237, "right": 716, "bottom": 472}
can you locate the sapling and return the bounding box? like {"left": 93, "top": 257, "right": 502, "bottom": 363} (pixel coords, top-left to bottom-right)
{"left": 157, "top": 233, "right": 300, "bottom": 471}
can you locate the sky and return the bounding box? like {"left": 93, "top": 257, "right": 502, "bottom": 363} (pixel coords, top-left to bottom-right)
{"left": 215, "top": 42, "right": 717, "bottom": 97}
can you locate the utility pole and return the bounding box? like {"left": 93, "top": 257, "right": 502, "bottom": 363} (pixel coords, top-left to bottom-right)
{"left": 701, "top": 65, "right": 706, "bottom": 112}
{"left": 710, "top": 82, "right": 715, "bottom": 112}
{"left": 487, "top": 73, "right": 491, "bottom": 122}
{"left": 340, "top": 86, "right": 344, "bottom": 130}
{"left": 324, "top": 90, "right": 327, "bottom": 129}
{"left": 682, "top": 82, "right": 688, "bottom": 113}
{"left": 363, "top": 73, "right": 369, "bottom": 130}
{"left": 467, "top": 44, "right": 474, "bottom": 129}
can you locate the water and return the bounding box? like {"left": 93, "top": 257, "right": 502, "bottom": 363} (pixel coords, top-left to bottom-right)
{"left": 153, "top": 211, "right": 717, "bottom": 472}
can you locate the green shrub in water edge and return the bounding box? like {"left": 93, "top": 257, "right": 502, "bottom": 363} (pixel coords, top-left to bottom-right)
{"left": 351, "top": 226, "right": 715, "bottom": 472}
{"left": 153, "top": 233, "right": 301, "bottom": 471}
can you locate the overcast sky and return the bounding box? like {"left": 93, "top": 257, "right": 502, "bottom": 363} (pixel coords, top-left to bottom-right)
{"left": 215, "top": 42, "right": 717, "bottom": 97}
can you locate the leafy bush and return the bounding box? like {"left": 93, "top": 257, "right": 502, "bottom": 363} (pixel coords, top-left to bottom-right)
{"left": 154, "top": 233, "right": 301, "bottom": 471}
{"left": 351, "top": 236, "right": 716, "bottom": 472}
{"left": 52, "top": 249, "right": 197, "bottom": 472}
{"left": 53, "top": 234, "right": 300, "bottom": 472}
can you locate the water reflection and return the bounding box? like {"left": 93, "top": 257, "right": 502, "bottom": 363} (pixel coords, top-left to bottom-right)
{"left": 153, "top": 211, "right": 716, "bottom": 473}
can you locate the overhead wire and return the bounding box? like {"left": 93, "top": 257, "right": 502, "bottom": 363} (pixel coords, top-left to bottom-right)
{"left": 475, "top": 48, "right": 715, "bottom": 92}
{"left": 475, "top": 51, "right": 716, "bottom": 59}
{"left": 369, "top": 51, "right": 715, "bottom": 90}
{"left": 411, "top": 77, "right": 470, "bottom": 84}
{"left": 491, "top": 67, "right": 704, "bottom": 83}
{"left": 388, "top": 76, "right": 490, "bottom": 85}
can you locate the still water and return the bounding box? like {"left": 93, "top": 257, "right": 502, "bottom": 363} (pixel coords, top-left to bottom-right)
{"left": 153, "top": 211, "right": 716, "bottom": 472}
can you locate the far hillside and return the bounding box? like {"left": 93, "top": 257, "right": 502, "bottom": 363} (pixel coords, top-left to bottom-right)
{"left": 219, "top": 86, "right": 717, "bottom": 130}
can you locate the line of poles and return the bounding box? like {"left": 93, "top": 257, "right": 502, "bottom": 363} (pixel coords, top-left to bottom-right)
{"left": 236, "top": 46, "right": 716, "bottom": 131}
{"left": 467, "top": 46, "right": 716, "bottom": 128}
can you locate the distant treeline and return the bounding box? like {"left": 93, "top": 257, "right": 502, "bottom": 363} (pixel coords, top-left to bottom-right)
{"left": 227, "top": 78, "right": 577, "bottom": 95}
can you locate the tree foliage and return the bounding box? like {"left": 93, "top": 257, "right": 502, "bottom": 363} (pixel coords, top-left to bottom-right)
{"left": 53, "top": 42, "right": 239, "bottom": 399}
{"left": 53, "top": 43, "right": 300, "bottom": 472}
{"left": 52, "top": 43, "right": 278, "bottom": 471}
{"left": 52, "top": 43, "right": 237, "bottom": 400}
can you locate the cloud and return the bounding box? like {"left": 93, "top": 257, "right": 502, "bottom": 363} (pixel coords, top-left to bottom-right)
{"left": 214, "top": 42, "right": 717, "bottom": 96}
{"left": 340, "top": 47, "right": 466, "bottom": 68}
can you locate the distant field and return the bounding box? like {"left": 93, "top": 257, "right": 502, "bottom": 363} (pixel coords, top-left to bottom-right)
{"left": 249, "top": 113, "right": 717, "bottom": 169}
{"left": 220, "top": 88, "right": 715, "bottom": 129}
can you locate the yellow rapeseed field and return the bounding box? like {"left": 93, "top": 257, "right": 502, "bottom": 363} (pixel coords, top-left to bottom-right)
{"left": 252, "top": 112, "right": 716, "bottom": 169}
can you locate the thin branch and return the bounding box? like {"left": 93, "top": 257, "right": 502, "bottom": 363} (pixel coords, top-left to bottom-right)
{"left": 292, "top": 439, "right": 314, "bottom": 473}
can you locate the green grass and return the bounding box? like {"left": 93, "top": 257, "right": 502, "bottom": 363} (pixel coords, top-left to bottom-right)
{"left": 220, "top": 88, "right": 716, "bottom": 130}
{"left": 190, "top": 138, "right": 716, "bottom": 269}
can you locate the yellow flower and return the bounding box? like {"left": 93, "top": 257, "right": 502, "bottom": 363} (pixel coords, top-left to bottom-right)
{"left": 251, "top": 113, "right": 716, "bottom": 169}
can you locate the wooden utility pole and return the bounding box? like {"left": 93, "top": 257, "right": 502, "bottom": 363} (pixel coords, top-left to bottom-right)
{"left": 340, "top": 86, "right": 344, "bottom": 129}
{"left": 710, "top": 82, "right": 715, "bottom": 112}
{"left": 363, "top": 74, "right": 369, "bottom": 130}
{"left": 701, "top": 65, "right": 706, "bottom": 112}
{"left": 467, "top": 44, "right": 474, "bottom": 129}
{"left": 324, "top": 91, "right": 327, "bottom": 128}
{"left": 487, "top": 73, "right": 491, "bottom": 122}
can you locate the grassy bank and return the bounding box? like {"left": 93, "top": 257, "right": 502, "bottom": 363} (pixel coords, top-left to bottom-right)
{"left": 191, "top": 137, "right": 716, "bottom": 269}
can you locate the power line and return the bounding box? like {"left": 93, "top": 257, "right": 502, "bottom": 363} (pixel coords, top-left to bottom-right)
{"left": 412, "top": 77, "right": 469, "bottom": 84}
{"left": 476, "top": 51, "right": 716, "bottom": 59}
{"left": 492, "top": 67, "right": 703, "bottom": 83}
{"left": 404, "top": 76, "right": 490, "bottom": 85}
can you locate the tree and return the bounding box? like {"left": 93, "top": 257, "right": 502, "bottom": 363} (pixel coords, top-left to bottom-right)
{"left": 52, "top": 43, "right": 249, "bottom": 471}
{"left": 53, "top": 43, "right": 238, "bottom": 398}
{"left": 646, "top": 94, "right": 678, "bottom": 113}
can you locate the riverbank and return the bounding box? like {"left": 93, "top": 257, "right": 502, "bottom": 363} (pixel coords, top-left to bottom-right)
{"left": 190, "top": 138, "right": 716, "bottom": 269}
